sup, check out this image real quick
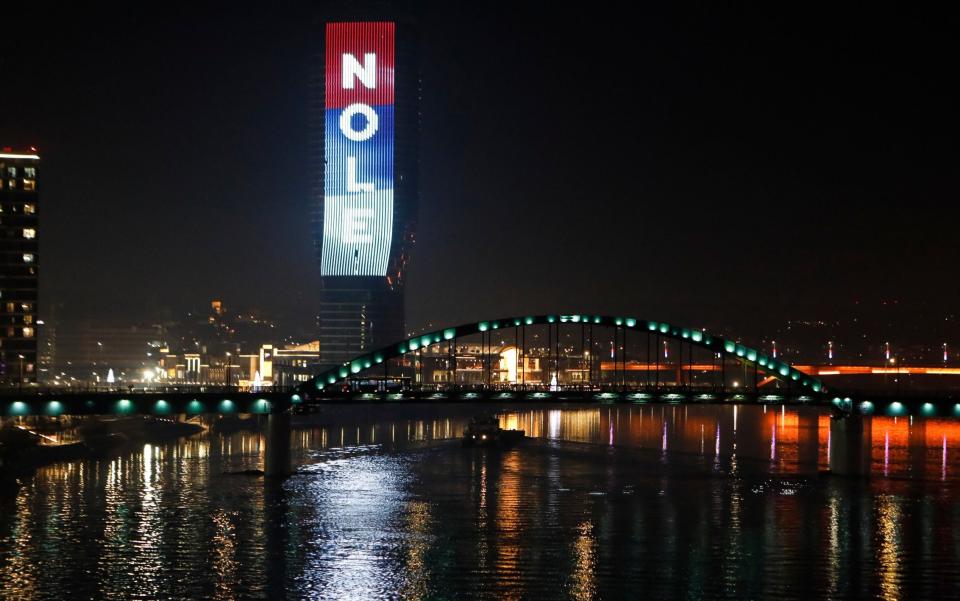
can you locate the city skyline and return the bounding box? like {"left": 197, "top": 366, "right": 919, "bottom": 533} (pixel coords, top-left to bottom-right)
{"left": 0, "top": 3, "right": 956, "bottom": 341}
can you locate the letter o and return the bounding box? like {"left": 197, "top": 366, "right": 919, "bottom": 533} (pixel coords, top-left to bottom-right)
{"left": 339, "top": 103, "right": 378, "bottom": 142}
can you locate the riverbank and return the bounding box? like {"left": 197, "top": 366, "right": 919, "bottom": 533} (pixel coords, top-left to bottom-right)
{"left": 0, "top": 417, "right": 203, "bottom": 486}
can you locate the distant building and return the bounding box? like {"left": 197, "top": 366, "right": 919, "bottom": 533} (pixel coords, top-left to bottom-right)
{"left": 0, "top": 148, "right": 40, "bottom": 384}
{"left": 272, "top": 340, "right": 321, "bottom": 387}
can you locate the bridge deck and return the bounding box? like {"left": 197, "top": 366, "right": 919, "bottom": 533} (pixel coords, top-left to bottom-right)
{"left": 2, "top": 385, "right": 960, "bottom": 418}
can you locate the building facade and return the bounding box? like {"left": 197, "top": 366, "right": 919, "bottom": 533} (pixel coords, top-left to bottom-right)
{"left": 0, "top": 149, "right": 40, "bottom": 384}
{"left": 313, "top": 18, "right": 419, "bottom": 369}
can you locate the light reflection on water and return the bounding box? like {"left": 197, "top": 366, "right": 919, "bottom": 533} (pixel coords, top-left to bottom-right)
{"left": 1, "top": 404, "right": 960, "bottom": 599}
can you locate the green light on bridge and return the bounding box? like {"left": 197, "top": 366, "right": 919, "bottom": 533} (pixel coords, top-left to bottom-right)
{"left": 152, "top": 400, "right": 171, "bottom": 415}
{"left": 478, "top": 321, "right": 490, "bottom": 332}
{"left": 525, "top": 316, "right": 535, "bottom": 325}
{"left": 8, "top": 401, "right": 29, "bottom": 416}
{"left": 546, "top": 315, "right": 556, "bottom": 324}
{"left": 886, "top": 401, "right": 906, "bottom": 416}
{"left": 186, "top": 400, "right": 204, "bottom": 415}
{"left": 218, "top": 399, "right": 236, "bottom": 414}
{"left": 624, "top": 318, "right": 636, "bottom": 327}
{"left": 252, "top": 399, "right": 271, "bottom": 414}
{"left": 291, "top": 394, "right": 302, "bottom": 404}
{"left": 921, "top": 402, "right": 936, "bottom": 417}
{"left": 746, "top": 349, "right": 757, "bottom": 362}
{"left": 691, "top": 330, "right": 703, "bottom": 342}
{"left": 114, "top": 399, "right": 134, "bottom": 415}
{"left": 724, "top": 341, "right": 735, "bottom": 353}
{"left": 658, "top": 323, "right": 669, "bottom": 334}
{"left": 859, "top": 401, "right": 874, "bottom": 415}
{"left": 45, "top": 401, "right": 64, "bottom": 417}
{"left": 443, "top": 328, "right": 456, "bottom": 340}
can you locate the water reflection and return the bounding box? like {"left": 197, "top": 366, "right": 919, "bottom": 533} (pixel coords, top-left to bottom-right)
{"left": 2, "top": 404, "right": 960, "bottom": 599}
{"left": 571, "top": 520, "right": 596, "bottom": 601}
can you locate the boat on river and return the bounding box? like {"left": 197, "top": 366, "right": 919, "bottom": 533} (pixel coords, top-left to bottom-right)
{"left": 461, "top": 414, "right": 525, "bottom": 447}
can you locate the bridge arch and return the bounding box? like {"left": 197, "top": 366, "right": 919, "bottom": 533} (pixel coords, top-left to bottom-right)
{"left": 301, "top": 314, "right": 825, "bottom": 394}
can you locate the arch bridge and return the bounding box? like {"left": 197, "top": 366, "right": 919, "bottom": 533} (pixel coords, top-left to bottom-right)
{"left": 300, "top": 314, "right": 829, "bottom": 406}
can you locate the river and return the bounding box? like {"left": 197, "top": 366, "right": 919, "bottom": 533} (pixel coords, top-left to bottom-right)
{"left": 1, "top": 403, "right": 959, "bottom": 599}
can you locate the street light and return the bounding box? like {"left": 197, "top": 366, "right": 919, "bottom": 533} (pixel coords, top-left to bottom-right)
{"left": 17, "top": 354, "right": 24, "bottom": 390}
{"left": 890, "top": 357, "right": 900, "bottom": 396}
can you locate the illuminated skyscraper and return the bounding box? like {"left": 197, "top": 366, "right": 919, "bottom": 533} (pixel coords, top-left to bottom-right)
{"left": 0, "top": 148, "right": 40, "bottom": 384}
{"left": 313, "top": 18, "right": 419, "bottom": 368}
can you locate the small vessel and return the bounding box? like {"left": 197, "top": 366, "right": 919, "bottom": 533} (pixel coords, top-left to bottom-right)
{"left": 462, "top": 414, "right": 525, "bottom": 447}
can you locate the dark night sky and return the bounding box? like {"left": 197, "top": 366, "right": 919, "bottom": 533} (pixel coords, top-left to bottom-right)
{"left": 1, "top": 3, "right": 956, "bottom": 337}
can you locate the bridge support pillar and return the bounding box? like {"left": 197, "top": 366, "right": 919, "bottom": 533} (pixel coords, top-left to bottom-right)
{"left": 829, "top": 414, "right": 872, "bottom": 477}
{"left": 264, "top": 412, "right": 291, "bottom": 478}
{"left": 797, "top": 408, "right": 821, "bottom": 474}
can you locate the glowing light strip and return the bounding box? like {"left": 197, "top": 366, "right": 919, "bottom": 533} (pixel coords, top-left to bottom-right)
{"left": 796, "top": 365, "right": 960, "bottom": 376}
{"left": 0, "top": 153, "right": 40, "bottom": 160}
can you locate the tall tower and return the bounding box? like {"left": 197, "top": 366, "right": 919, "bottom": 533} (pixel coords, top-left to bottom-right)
{"left": 0, "top": 148, "right": 40, "bottom": 384}
{"left": 313, "top": 18, "right": 419, "bottom": 369}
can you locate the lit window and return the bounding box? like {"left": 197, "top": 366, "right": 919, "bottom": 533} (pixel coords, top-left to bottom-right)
{"left": 6, "top": 167, "right": 15, "bottom": 178}
{"left": 22, "top": 179, "right": 35, "bottom": 191}
{"left": 5, "top": 303, "right": 13, "bottom": 313}
{"left": 23, "top": 327, "right": 34, "bottom": 338}
{"left": 24, "top": 315, "right": 32, "bottom": 325}
{"left": 24, "top": 167, "right": 35, "bottom": 178}
{"left": 20, "top": 303, "right": 31, "bottom": 312}
{"left": 24, "top": 204, "right": 35, "bottom": 214}
{"left": 22, "top": 253, "right": 34, "bottom": 263}
{"left": 23, "top": 228, "right": 35, "bottom": 239}
{"left": 8, "top": 180, "right": 14, "bottom": 190}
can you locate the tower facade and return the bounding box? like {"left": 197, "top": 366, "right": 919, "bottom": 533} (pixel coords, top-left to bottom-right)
{"left": 314, "top": 20, "right": 419, "bottom": 368}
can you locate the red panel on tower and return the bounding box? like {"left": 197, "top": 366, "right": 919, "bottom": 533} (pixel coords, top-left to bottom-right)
{"left": 325, "top": 22, "right": 395, "bottom": 110}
